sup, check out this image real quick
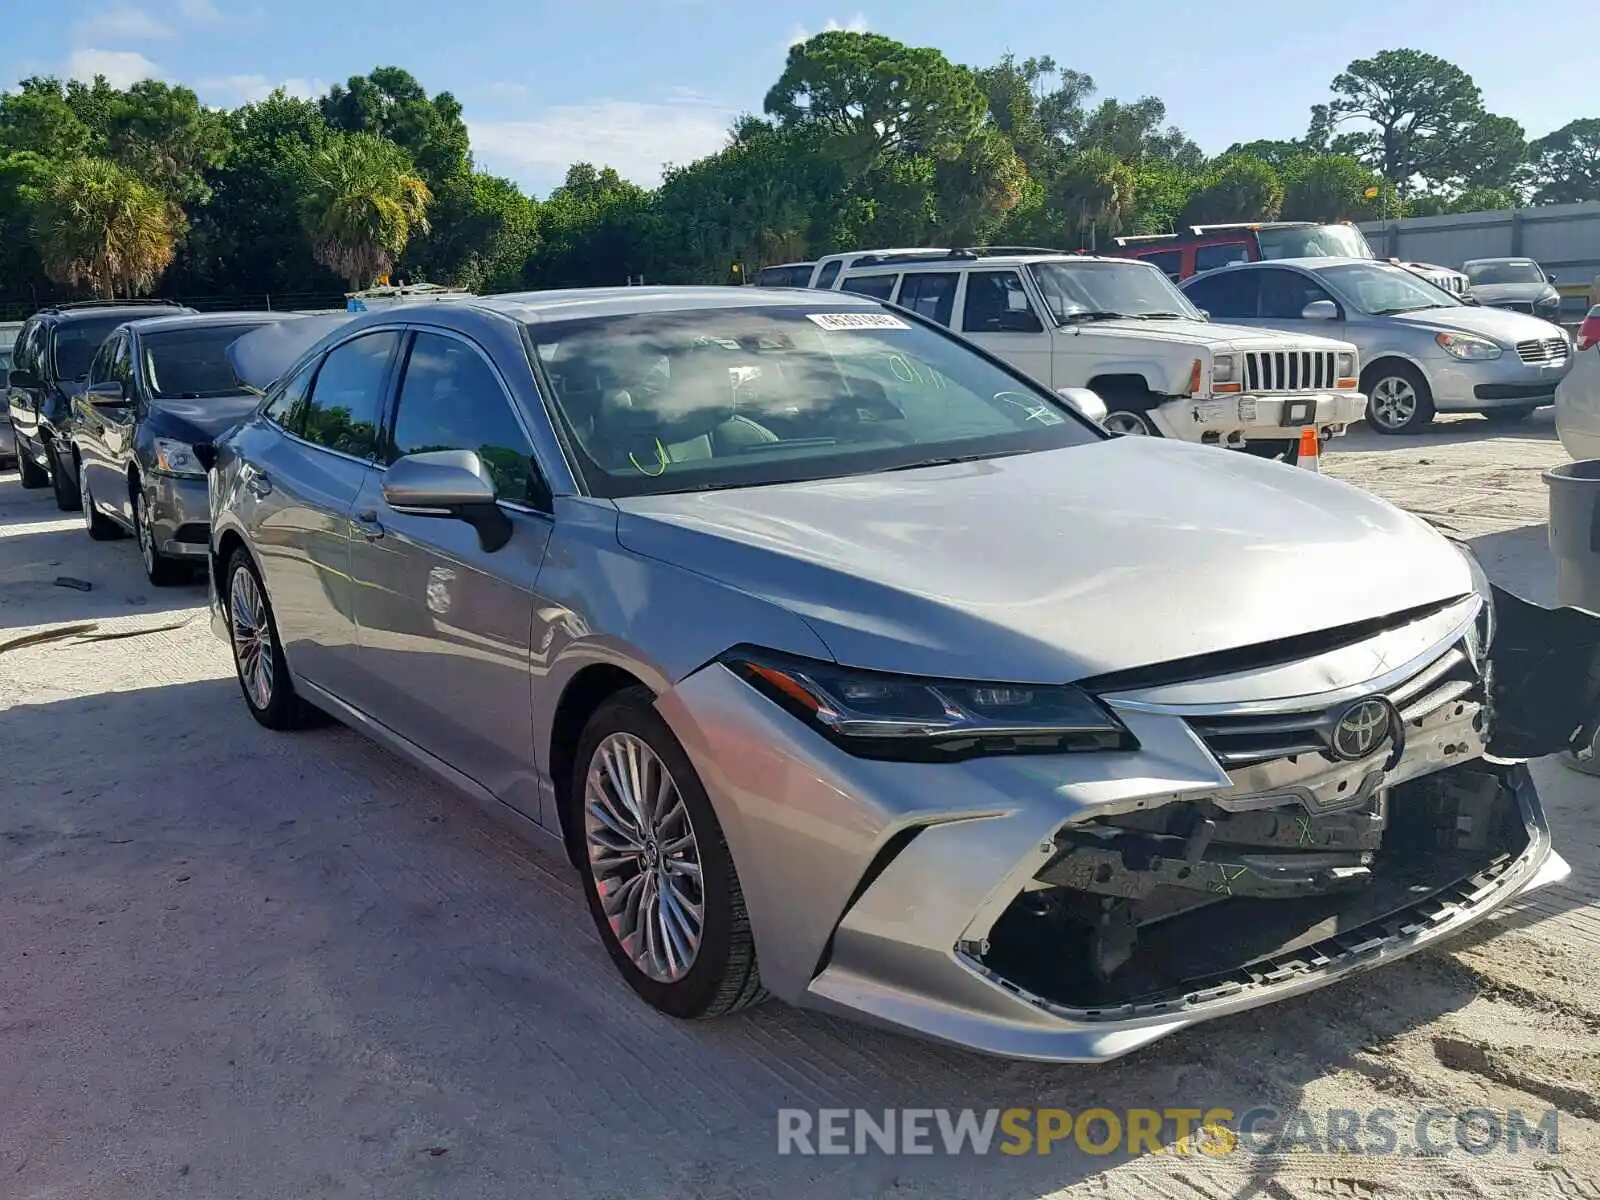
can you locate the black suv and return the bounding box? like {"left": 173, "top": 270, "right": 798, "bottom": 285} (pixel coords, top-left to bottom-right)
{"left": 6, "top": 300, "right": 197, "bottom": 508}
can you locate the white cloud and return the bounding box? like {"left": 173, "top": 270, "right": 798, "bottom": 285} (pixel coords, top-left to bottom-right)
{"left": 73, "top": 5, "right": 175, "bottom": 41}
{"left": 67, "top": 48, "right": 163, "bottom": 89}
{"left": 786, "top": 13, "right": 868, "bottom": 48}
{"left": 470, "top": 97, "right": 738, "bottom": 191}
{"left": 196, "top": 74, "right": 327, "bottom": 105}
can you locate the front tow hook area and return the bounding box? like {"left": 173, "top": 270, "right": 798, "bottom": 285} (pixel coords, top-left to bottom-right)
{"left": 1486, "top": 583, "right": 1600, "bottom": 763}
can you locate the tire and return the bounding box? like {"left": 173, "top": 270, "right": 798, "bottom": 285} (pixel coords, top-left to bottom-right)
{"left": 224, "top": 548, "right": 302, "bottom": 731}
{"left": 15, "top": 431, "right": 47, "bottom": 489}
{"left": 48, "top": 442, "right": 80, "bottom": 511}
{"left": 1362, "top": 362, "right": 1436, "bottom": 434}
{"left": 1242, "top": 439, "right": 1301, "bottom": 465}
{"left": 572, "top": 686, "right": 767, "bottom": 1020}
{"left": 1097, "top": 386, "right": 1163, "bottom": 438}
{"left": 80, "top": 471, "right": 122, "bottom": 542}
{"left": 134, "top": 487, "right": 187, "bottom": 585}
{"left": 1482, "top": 406, "right": 1537, "bottom": 424}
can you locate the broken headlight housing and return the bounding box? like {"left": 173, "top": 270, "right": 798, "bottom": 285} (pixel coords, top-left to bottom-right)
{"left": 724, "top": 649, "right": 1136, "bottom": 761}
{"left": 1454, "top": 539, "right": 1495, "bottom": 664}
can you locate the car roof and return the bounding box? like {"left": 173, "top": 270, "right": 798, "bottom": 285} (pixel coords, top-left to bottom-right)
{"left": 45, "top": 304, "right": 199, "bottom": 324}
{"left": 1463, "top": 256, "right": 1535, "bottom": 266}
{"left": 1188, "top": 256, "right": 1375, "bottom": 275}
{"left": 123, "top": 310, "right": 301, "bottom": 336}
{"left": 470, "top": 285, "right": 886, "bottom": 324}
{"left": 845, "top": 253, "right": 1141, "bottom": 272}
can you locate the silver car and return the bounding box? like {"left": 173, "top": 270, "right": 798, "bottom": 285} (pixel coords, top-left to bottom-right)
{"left": 202, "top": 286, "right": 1592, "bottom": 1063}
{"left": 1463, "top": 257, "right": 1563, "bottom": 323}
{"left": 1182, "top": 257, "right": 1574, "bottom": 434}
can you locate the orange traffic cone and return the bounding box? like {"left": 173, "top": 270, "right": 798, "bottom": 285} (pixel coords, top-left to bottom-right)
{"left": 1296, "top": 426, "right": 1321, "bottom": 472}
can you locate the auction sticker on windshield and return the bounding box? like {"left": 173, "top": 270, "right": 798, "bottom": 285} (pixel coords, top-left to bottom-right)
{"left": 807, "top": 312, "right": 911, "bottom": 331}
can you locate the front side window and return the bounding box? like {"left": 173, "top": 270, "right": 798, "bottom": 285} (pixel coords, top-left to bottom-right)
{"left": 1320, "top": 262, "right": 1461, "bottom": 315}
{"left": 530, "top": 304, "right": 1098, "bottom": 499}
{"left": 53, "top": 317, "right": 131, "bottom": 381}
{"left": 12, "top": 322, "right": 40, "bottom": 375}
{"left": 388, "top": 332, "right": 542, "bottom": 506}
{"left": 896, "top": 273, "right": 958, "bottom": 326}
{"left": 261, "top": 359, "right": 316, "bottom": 431}
{"left": 1030, "top": 261, "right": 1200, "bottom": 323}
{"left": 299, "top": 330, "right": 400, "bottom": 458}
{"left": 1257, "top": 269, "right": 1337, "bottom": 319}
{"left": 1194, "top": 242, "right": 1253, "bottom": 273}
{"left": 840, "top": 274, "right": 896, "bottom": 300}
{"left": 85, "top": 336, "right": 117, "bottom": 387}
{"left": 962, "top": 271, "right": 1043, "bottom": 332}
{"left": 140, "top": 324, "right": 262, "bottom": 400}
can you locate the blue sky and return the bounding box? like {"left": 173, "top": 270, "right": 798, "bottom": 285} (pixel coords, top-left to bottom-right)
{"left": 5, "top": 0, "right": 1589, "bottom": 197}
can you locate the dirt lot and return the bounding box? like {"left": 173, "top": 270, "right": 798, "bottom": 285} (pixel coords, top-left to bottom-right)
{"left": 2, "top": 413, "right": 1598, "bottom": 1200}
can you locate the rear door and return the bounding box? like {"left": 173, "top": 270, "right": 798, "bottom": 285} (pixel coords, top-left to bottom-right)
{"left": 242, "top": 328, "right": 403, "bottom": 697}
{"left": 957, "top": 269, "right": 1055, "bottom": 387}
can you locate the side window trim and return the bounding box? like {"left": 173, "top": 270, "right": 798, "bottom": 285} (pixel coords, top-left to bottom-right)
{"left": 388, "top": 323, "right": 555, "bottom": 514}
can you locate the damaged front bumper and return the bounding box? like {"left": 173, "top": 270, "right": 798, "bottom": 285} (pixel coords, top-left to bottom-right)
{"left": 659, "top": 584, "right": 1594, "bottom": 1063}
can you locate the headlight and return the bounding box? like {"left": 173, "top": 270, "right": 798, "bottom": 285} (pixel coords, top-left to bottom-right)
{"left": 723, "top": 650, "right": 1136, "bottom": 760}
{"left": 153, "top": 437, "right": 204, "bottom": 478}
{"left": 1453, "top": 540, "right": 1495, "bottom": 664}
{"left": 1336, "top": 351, "right": 1356, "bottom": 378}
{"left": 1435, "top": 331, "right": 1502, "bottom": 361}
{"left": 1211, "top": 355, "right": 1235, "bottom": 384}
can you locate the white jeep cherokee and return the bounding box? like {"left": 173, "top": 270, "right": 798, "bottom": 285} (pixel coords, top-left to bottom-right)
{"left": 827, "top": 249, "right": 1368, "bottom": 462}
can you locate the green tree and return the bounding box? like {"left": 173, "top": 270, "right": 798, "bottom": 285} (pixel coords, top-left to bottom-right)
{"left": 1180, "top": 156, "right": 1283, "bottom": 225}
{"left": 526, "top": 163, "right": 653, "bottom": 288}
{"left": 1281, "top": 154, "right": 1391, "bottom": 222}
{"left": 764, "top": 31, "right": 985, "bottom": 173}
{"left": 1446, "top": 185, "right": 1517, "bottom": 214}
{"left": 106, "top": 80, "right": 232, "bottom": 206}
{"left": 1071, "top": 97, "right": 1202, "bottom": 168}
{"left": 294, "top": 131, "right": 433, "bottom": 289}
{"left": 0, "top": 78, "right": 97, "bottom": 159}
{"left": 32, "top": 156, "right": 175, "bottom": 296}
{"left": 320, "top": 67, "right": 471, "bottom": 185}
{"left": 1527, "top": 118, "right": 1600, "bottom": 204}
{"left": 406, "top": 170, "right": 538, "bottom": 290}
{"left": 1050, "top": 148, "right": 1137, "bottom": 249}
{"left": 1321, "top": 49, "right": 1525, "bottom": 193}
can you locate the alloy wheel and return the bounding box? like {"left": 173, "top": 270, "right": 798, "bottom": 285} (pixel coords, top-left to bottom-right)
{"left": 229, "top": 565, "right": 275, "bottom": 711}
{"left": 1369, "top": 377, "right": 1417, "bottom": 430}
{"left": 583, "top": 731, "right": 705, "bottom": 984}
{"left": 80, "top": 476, "right": 96, "bottom": 532}
{"left": 1102, "top": 411, "right": 1152, "bottom": 436}
{"left": 135, "top": 493, "right": 155, "bottom": 574}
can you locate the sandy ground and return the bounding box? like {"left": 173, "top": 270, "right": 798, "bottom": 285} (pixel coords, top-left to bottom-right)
{"left": 2, "top": 412, "right": 1598, "bottom": 1199}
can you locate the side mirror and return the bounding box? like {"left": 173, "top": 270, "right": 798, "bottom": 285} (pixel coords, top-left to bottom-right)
{"left": 1301, "top": 299, "right": 1339, "bottom": 321}
{"left": 1196, "top": 309, "right": 1210, "bottom": 322}
{"left": 87, "top": 379, "right": 127, "bottom": 406}
{"left": 1055, "top": 387, "right": 1108, "bottom": 426}
{"left": 381, "top": 449, "right": 513, "bottom": 553}
{"left": 997, "top": 310, "right": 1043, "bottom": 334}
{"left": 8, "top": 367, "right": 38, "bottom": 390}
{"left": 1547, "top": 272, "right": 1558, "bottom": 284}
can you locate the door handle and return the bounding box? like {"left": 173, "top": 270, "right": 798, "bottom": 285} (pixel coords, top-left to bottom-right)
{"left": 355, "top": 510, "right": 385, "bottom": 541}
{"left": 244, "top": 471, "right": 272, "bottom": 498}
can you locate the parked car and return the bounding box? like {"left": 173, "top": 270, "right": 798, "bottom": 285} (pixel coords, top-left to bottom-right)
{"left": 70, "top": 310, "right": 302, "bottom": 584}
{"left": 6, "top": 300, "right": 197, "bottom": 506}
{"left": 1181, "top": 257, "right": 1574, "bottom": 434}
{"left": 199, "top": 285, "right": 1590, "bottom": 1063}
{"left": 1110, "top": 221, "right": 1470, "bottom": 295}
{"left": 1463, "top": 257, "right": 1563, "bottom": 323}
{"left": 826, "top": 247, "right": 1365, "bottom": 462}
{"left": 754, "top": 262, "right": 817, "bottom": 287}
{"left": 1554, "top": 304, "right": 1600, "bottom": 459}
{"left": 0, "top": 336, "right": 16, "bottom": 466}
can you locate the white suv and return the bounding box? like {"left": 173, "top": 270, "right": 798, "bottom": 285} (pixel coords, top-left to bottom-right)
{"left": 828, "top": 248, "right": 1368, "bottom": 461}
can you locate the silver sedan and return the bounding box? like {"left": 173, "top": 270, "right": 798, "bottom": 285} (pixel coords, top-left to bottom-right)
{"left": 201, "top": 286, "right": 1592, "bottom": 1062}
{"left": 1182, "top": 257, "right": 1574, "bottom": 434}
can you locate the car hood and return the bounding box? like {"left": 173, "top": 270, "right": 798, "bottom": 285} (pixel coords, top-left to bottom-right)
{"left": 1385, "top": 304, "right": 1566, "bottom": 344}
{"left": 1077, "top": 318, "right": 1350, "bottom": 353}
{"left": 613, "top": 438, "right": 1472, "bottom": 684}
{"left": 1470, "top": 282, "right": 1559, "bottom": 307}
{"left": 148, "top": 393, "right": 261, "bottom": 440}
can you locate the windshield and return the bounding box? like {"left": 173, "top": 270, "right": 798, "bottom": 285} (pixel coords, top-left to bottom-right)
{"left": 1256, "top": 224, "right": 1373, "bottom": 260}
{"left": 1029, "top": 260, "right": 1202, "bottom": 323}
{"left": 1320, "top": 261, "right": 1463, "bottom": 315}
{"left": 529, "top": 305, "right": 1099, "bottom": 498}
{"left": 141, "top": 324, "right": 263, "bottom": 399}
{"left": 1465, "top": 260, "right": 1545, "bottom": 286}
{"left": 54, "top": 317, "right": 133, "bottom": 380}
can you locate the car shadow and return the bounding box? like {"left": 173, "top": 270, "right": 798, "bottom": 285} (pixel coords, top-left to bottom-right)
{"left": 3, "top": 674, "right": 1553, "bottom": 1199}
{"left": 1333, "top": 410, "right": 1560, "bottom": 455}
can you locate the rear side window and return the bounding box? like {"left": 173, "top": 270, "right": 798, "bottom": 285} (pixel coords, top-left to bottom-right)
{"left": 814, "top": 261, "right": 843, "bottom": 289}
{"left": 896, "top": 273, "right": 958, "bottom": 326}
{"left": 1195, "top": 242, "right": 1253, "bottom": 273}
{"left": 1183, "top": 270, "right": 1261, "bottom": 319}
{"left": 299, "top": 330, "right": 401, "bottom": 459}
{"left": 840, "top": 274, "right": 897, "bottom": 300}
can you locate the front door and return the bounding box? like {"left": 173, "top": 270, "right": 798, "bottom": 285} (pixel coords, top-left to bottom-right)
{"left": 346, "top": 328, "right": 554, "bottom": 813}
{"left": 957, "top": 269, "right": 1056, "bottom": 388}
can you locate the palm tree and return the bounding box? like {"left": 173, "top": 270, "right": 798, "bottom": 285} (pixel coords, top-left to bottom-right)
{"left": 295, "top": 132, "right": 433, "bottom": 289}
{"left": 33, "top": 157, "right": 176, "bottom": 297}
{"left": 1050, "top": 148, "right": 1136, "bottom": 250}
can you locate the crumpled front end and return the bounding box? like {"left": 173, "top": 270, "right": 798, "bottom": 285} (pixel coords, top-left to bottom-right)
{"left": 661, "top": 583, "right": 1593, "bottom": 1063}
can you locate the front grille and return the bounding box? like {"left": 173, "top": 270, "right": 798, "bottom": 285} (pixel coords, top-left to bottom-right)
{"left": 1243, "top": 350, "right": 1339, "bottom": 393}
{"left": 1188, "top": 642, "right": 1478, "bottom": 768}
{"left": 1493, "top": 300, "right": 1535, "bottom": 314}
{"left": 1515, "top": 337, "right": 1569, "bottom": 366}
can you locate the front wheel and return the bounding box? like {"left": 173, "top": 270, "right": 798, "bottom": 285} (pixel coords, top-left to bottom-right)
{"left": 1363, "top": 363, "right": 1436, "bottom": 434}
{"left": 225, "top": 549, "right": 301, "bottom": 730}
{"left": 135, "top": 489, "right": 188, "bottom": 585}
{"left": 573, "top": 687, "right": 766, "bottom": 1020}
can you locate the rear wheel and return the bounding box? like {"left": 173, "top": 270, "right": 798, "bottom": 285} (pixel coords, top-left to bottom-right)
{"left": 48, "top": 442, "right": 80, "bottom": 511}
{"left": 1482, "top": 405, "right": 1537, "bottom": 424}
{"left": 80, "top": 472, "right": 122, "bottom": 541}
{"left": 573, "top": 687, "right": 766, "bottom": 1020}
{"left": 1363, "top": 362, "right": 1435, "bottom": 434}
{"left": 15, "top": 427, "right": 47, "bottom": 489}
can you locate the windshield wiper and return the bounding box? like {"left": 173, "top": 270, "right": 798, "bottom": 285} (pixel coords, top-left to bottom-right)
{"left": 1369, "top": 305, "right": 1433, "bottom": 316}
{"left": 1061, "top": 310, "right": 1133, "bottom": 323}
{"left": 1140, "top": 311, "right": 1189, "bottom": 319}
{"left": 882, "top": 451, "right": 1012, "bottom": 472}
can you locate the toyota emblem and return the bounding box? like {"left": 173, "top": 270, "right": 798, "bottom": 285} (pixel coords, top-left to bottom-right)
{"left": 1330, "top": 697, "right": 1394, "bottom": 761}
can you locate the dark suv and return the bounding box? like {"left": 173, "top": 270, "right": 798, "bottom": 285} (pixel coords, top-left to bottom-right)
{"left": 6, "top": 300, "right": 196, "bottom": 508}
